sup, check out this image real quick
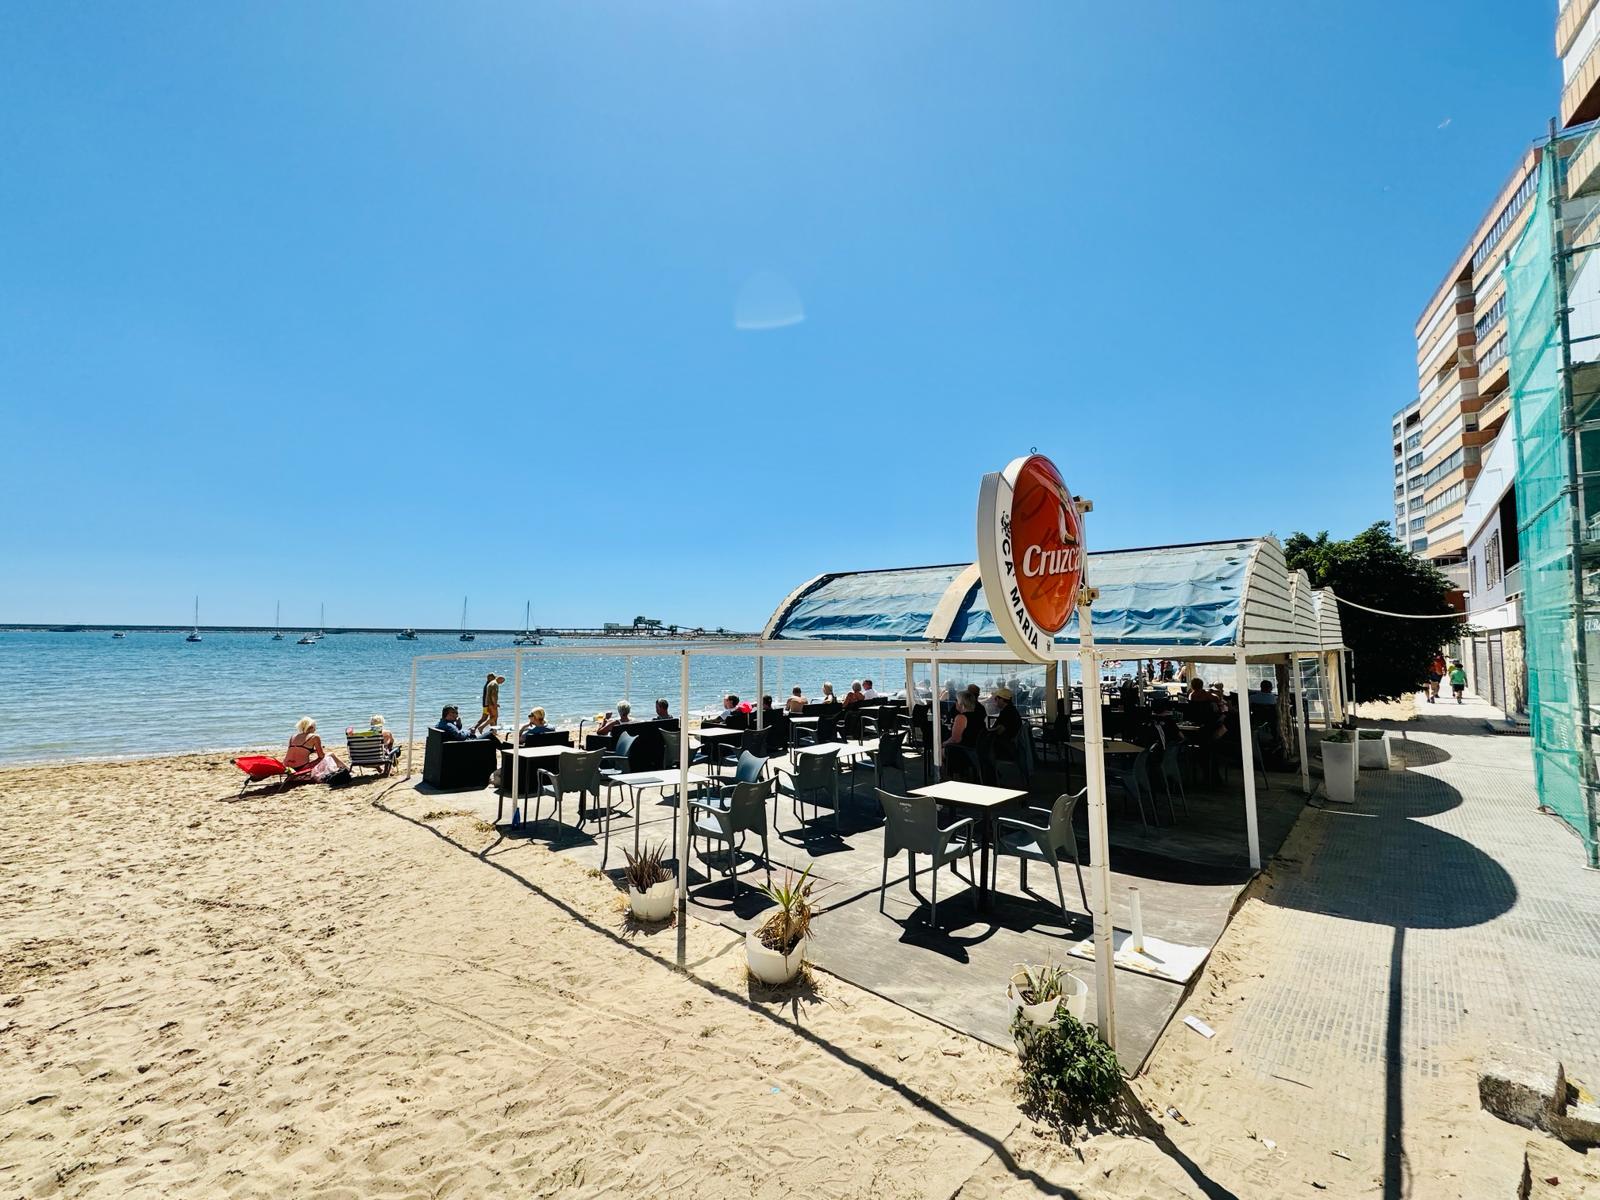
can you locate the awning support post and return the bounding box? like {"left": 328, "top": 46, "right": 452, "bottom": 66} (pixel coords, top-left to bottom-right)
{"left": 930, "top": 657, "right": 943, "bottom": 778}
{"left": 405, "top": 658, "right": 418, "bottom": 778}
{"left": 676, "top": 650, "right": 691, "bottom": 919}
{"left": 1044, "top": 661, "right": 1059, "bottom": 721}
{"left": 511, "top": 649, "right": 523, "bottom": 811}
{"left": 1292, "top": 652, "right": 1310, "bottom": 796}
{"left": 755, "top": 656, "right": 764, "bottom": 730}
{"left": 1075, "top": 593, "right": 1116, "bottom": 1046}
{"left": 1235, "top": 650, "right": 1262, "bottom": 870}
{"left": 624, "top": 655, "right": 632, "bottom": 706}
{"left": 904, "top": 659, "right": 916, "bottom": 715}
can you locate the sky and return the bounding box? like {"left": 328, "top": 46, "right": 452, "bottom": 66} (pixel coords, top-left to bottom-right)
{"left": 0, "top": 2, "right": 1563, "bottom": 630}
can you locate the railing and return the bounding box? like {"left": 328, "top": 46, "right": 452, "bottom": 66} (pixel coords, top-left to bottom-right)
{"left": 1504, "top": 561, "right": 1523, "bottom": 599}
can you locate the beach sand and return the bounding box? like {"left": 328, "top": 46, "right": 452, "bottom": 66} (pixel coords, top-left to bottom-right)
{"left": 0, "top": 750, "right": 1225, "bottom": 1199}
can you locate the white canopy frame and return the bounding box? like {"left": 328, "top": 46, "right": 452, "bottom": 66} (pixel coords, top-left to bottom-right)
{"left": 404, "top": 628, "right": 1339, "bottom": 1049}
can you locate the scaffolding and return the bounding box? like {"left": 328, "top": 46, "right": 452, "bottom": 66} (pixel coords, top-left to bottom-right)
{"left": 1507, "top": 124, "right": 1600, "bottom": 864}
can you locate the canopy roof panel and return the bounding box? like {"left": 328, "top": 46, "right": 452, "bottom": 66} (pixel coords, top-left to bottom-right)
{"left": 766, "top": 538, "right": 1317, "bottom": 654}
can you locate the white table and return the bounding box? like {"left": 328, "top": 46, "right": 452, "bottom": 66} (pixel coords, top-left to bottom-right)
{"left": 911, "top": 780, "right": 1029, "bottom": 907}
{"left": 497, "top": 744, "right": 581, "bottom": 823}
{"left": 601, "top": 768, "right": 713, "bottom": 869}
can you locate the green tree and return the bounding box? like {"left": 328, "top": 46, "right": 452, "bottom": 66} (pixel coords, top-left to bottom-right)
{"left": 1284, "top": 523, "right": 1468, "bottom": 704}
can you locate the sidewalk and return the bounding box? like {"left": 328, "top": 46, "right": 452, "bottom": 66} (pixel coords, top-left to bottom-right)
{"left": 1131, "top": 691, "right": 1600, "bottom": 1197}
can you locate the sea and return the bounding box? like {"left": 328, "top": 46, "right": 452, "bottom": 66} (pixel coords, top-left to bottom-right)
{"left": 0, "top": 631, "right": 1055, "bottom": 765}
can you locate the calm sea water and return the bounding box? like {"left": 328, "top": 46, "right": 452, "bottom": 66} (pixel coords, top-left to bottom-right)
{"left": 0, "top": 631, "right": 1049, "bottom": 764}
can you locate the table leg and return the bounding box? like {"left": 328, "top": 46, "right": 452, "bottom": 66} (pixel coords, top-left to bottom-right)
{"left": 634, "top": 785, "right": 642, "bottom": 855}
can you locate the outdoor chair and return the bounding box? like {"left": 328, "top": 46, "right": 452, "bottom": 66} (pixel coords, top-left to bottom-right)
{"left": 875, "top": 789, "right": 974, "bottom": 928}
{"left": 1108, "top": 747, "right": 1157, "bottom": 828}
{"left": 741, "top": 729, "right": 769, "bottom": 757}
{"left": 779, "top": 747, "right": 841, "bottom": 834}
{"left": 865, "top": 731, "right": 916, "bottom": 793}
{"left": 1252, "top": 721, "right": 1274, "bottom": 791}
{"left": 1154, "top": 743, "right": 1190, "bottom": 821}
{"left": 531, "top": 749, "right": 605, "bottom": 836}
{"left": 791, "top": 711, "right": 840, "bottom": 752}
{"left": 345, "top": 731, "right": 397, "bottom": 777}
{"left": 689, "top": 778, "right": 774, "bottom": 888}
{"left": 710, "top": 751, "right": 767, "bottom": 806}
{"left": 995, "top": 789, "right": 1088, "bottom": 923}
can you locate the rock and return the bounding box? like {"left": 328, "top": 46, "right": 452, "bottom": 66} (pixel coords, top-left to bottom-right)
{"left": 1479, "top": 1046, "right": 1562, "bottom": 1131}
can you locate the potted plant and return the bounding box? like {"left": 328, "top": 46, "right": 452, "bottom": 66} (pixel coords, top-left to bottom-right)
{"left": 746, "top": 866, "right": 814, "bottom": 985}
{"left": 1357, "top": 727, "right": 1391, "bottom": 770}
{"left": 622, "top": 842, "right": 676, "bottom": 922}
{"left": 1006, "top": 963, "right": 1089, "bottom": 1030}
{"left": 1321, "top": 730, "right": 1357, "bottom": 804}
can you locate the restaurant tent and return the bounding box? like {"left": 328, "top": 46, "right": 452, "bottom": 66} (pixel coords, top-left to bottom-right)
{"left": 404, "top": 535, "right": 1340, "bottom": 1045}
{"left": 762, "top": 536, "right": 1341, "bottom": 869}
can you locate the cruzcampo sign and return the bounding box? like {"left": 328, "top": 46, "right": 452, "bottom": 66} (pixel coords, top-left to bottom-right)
{"left": 976, "top": 454, "right": 1084, "bottom": 663}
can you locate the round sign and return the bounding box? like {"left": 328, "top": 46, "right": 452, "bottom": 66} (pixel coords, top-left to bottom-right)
{"left": 976, "top": 454, "right": 1084, "bottom": 663}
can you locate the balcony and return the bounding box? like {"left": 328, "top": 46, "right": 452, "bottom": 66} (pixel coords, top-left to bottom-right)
{"left": 1563, "top": 37, "right": 1600, "bottom": 127}
{"left": 1504, "top": 561, "right": 1523, "bottom": 600}
{"left": 1560, "top": 0, "right": 1598, "bottom": 59}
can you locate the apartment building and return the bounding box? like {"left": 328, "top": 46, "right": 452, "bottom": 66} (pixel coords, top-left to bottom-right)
{"left": 1392, "top": 149, "right": 1540, "bottom": 591}
{"left": 1561, "top": 0, "right": 1600, "bottom": 129}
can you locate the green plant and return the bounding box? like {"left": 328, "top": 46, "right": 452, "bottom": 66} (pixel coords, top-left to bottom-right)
{"left": 1323, "top": 731, "right": 1351, "bottom": 743}
{"left": 1357, "top": 728, "right": 1384, "bottom": 740}
{"left": 1012, "top": 962, "right": 1067, "bottom": 1005}
{"left": 622, "top": 842, "right": 672, "bottom": 892}
{"left": 1285, "top": 524, "right": 1468, "bottom": 703}
{"left": 755, "top": 865, "right": 814, "bottom": 954}
{"left": 1012, "top": 1007, "right": 1122, "bottom": 1125}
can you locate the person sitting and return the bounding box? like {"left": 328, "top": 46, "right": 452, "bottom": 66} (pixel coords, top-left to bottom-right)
{"left": 436, "top": 705, "right": 499, "bottom": 743}
{"left": 654, "top": 698, "right": 672, "bottom": 721}
{"left": 597, "top": 701, "right": 631, "bottom": 736}
{"left": 715, "top": 694, "right": 749, "bottom": 729}
{"left": 1250, "top": 680, "right": 1279, "bottom": 709}
{"left": 843, "top": 680, "right": 865, "bottom": 707}
{"left": 761, "top": 694, "right": 775, "bottom": 718}
{"left": 520, "top": 707, "right": 556, "bottom": 745}
{"left": 861, "top": 678, "right": 879, "bottom": 700}
{"left": 818, "top": 682, "right": 839, "bottom": 707}
{"left": 991, "top": 686, "right": 1022, "bottom": 743}
{"left": 785, "top": 686, "right": 807, "bottom": 714}
{"left": 942, "top": 694, "right": 986, "bottom": 782}
{"left": 367, "top": 714, "right": 396, "bottom": 753}
{"left": 365, "top": 714, "right": 402, "bottom": 766}
{"left": 286, "top": 717, "right": 346, "bottom": 782}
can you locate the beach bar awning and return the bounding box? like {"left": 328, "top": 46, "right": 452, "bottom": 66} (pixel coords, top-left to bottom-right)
{"left": 763, "top": 537, "right": 1330, "bottom": 663}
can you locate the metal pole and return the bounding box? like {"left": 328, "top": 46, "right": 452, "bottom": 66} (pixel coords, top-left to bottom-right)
{"left": 756, "top": 656, "right": 764, "bottom": 730}
{"left": 676, "top": 650, "right": 691, "bottom": 913}
{"left": 1076, "top": 600, "right": 1115, "bottom": 1045}
{"left": 511, "top": 649, "right": 522, "bottom": 816}
{"left": 1044, "top": 661, "right": 1059, "bottom": 721}
{"left": 624, "top": 655, "right": 632, "bottom": 706}
{"left": 1235, "top": 651, "right": 1262, "bottom": 870}
{"left": 905, "top": 659, "right": 916, "bottom": 714}
{"left": 1321, "top": 651, "right": 1335, "bottom": 730}
{"left": 1293, "top": 653, "right": 1310, "bottom": 796}
{"left": 930, "top": 657, "right": 942, "bottom": 778}
{"left": 406, "top": 658, "right": 418, "bottom": 778}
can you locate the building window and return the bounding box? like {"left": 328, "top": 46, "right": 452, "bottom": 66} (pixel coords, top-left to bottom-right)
{"left": 1409, "top": 516, "right": 1426, "bottom": 532}
{"left": 1470, "top": 170, "right": 1538, "bottom": 273}
{"left": 1405, "top": 432, "right": 1422, "bottom": 450}
{"left": 1475, "top": 294, "right": 1507, "bottom": 343}
{"left": 1408, "top": 473, "right": 1424, "bottom": 489}
{"left": 1407, "top": 452, "right": 1425, "bottom": 469}
{"left": 1411, "top": 537, "right": 1429, "bottom": 552}
{"left": 1486, "top": 531, "right": 1502, "bottom": 588}
{"left": 1393, "top": 422, "right": 1402, "bottom": 438}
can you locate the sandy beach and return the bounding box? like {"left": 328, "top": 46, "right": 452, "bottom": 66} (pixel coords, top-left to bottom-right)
{"left": 4, "top": 745, "right": 1591, "bottom": 1198}
{"left": 0, "top": 749, "right": 1225, "bottom": 1199}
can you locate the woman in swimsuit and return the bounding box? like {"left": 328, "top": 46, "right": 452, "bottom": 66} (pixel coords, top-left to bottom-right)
{"left": 285, "top": 717, "right": 345, "bottom": 782}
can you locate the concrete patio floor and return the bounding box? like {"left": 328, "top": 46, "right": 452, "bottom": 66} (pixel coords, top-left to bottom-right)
{"left": 408, "top": 744, "right": 1310, "bottom": 1070}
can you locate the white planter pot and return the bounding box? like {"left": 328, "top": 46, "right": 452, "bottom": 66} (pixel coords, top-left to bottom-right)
{"left": 745, "top": 930, "right": 808, "bottom": 985}
{"left": 628, "top": 877, "right": 676, "bottom": 922}
{"left": 1358, "top": 733, "right": 1390, "bottom": 770}
{"left": 1006, "top": 967, "right": 1089, "bottom": 1029}
{"left": 1322, "top": 740, "right": 1357, "bottom": 805}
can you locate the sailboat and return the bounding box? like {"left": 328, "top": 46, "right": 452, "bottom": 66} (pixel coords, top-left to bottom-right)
{"left": 271, "top": 601, "right": 284, "bottom": 641}
{"left": 298, "top": 603, "right": 324, "bottom": 645}
{"left": 186, "top": 597, "right": 202, "bottom": 642}
{"left": 514, "top": 601, "right": 543, "bottom": 646}
{"left": 458, "top": 597, "right": 475, "bottom": 642}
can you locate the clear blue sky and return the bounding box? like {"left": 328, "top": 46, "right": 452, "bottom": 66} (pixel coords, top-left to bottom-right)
{"left": 0, "top": 2, "right": 1561, "bottom": 629}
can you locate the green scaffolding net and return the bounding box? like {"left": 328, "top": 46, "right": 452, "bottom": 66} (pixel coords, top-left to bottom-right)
{"left": 1507, "top": 135, "right": 1600, "bottom": 863}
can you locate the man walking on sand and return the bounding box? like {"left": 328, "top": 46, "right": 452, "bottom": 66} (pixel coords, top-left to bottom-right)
{"left": 475, "top": 673, "right": 504, "bottom": 733}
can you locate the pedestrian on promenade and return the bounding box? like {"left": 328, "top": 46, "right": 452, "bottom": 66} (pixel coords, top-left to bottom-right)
{"left": 1449, "top": 661, "right": 1468, "bottom": 704}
